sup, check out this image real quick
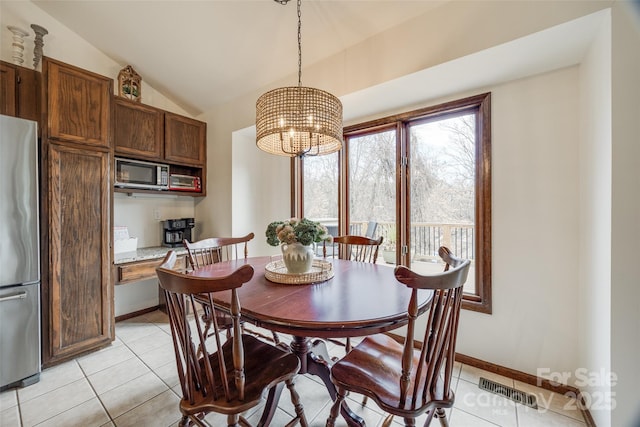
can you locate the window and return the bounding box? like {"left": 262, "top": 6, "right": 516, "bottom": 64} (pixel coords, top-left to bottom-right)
{"left": 298, "top": 93, "right": 491, "bottom": 313}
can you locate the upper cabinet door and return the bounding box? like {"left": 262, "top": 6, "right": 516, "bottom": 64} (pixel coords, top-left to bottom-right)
{"left": 113, "top": 98, "right": 164, "bottom": 160}
{"left": 0, "top": 62, "right": 17, "bottom": 116}
{"left": 45, "top": 58, "right": 112, "bottom": 148}
{"left": 1, "top": 61, "right": 41, "bottom": 124}
{"left": 164, "top": 112, "right": 206, "bottom": 167}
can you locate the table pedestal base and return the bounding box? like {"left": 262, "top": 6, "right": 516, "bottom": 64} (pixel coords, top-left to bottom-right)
{"left": 292, "top": 335, "right": 366, "bottom": 427}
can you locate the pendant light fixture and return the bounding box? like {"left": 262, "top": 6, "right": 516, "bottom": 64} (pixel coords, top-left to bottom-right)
{"left": 256, "top": 0, "right": 343, "bottom": 157}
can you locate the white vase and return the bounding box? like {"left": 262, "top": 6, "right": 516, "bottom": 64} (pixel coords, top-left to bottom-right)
{"left": 281, "top": 242, "right": 314, "bottom": 274}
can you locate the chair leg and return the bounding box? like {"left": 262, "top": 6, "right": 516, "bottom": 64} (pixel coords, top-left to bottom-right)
{"left": 187, "top": 413, "right": 208, "bottom": 427}
{"left": 326, "top": 388, "right": 347, "bottom": 427}
{"left": 227, "top": 413, "right": 241, "bottom": 427}
{"left": 381, "top": 414, "right": 394, "bottom": 427}
{"left": 285, "top": 377, "right": 308, "bottom": 427}
{"left": 435, "top": 407, "right": 449, "bottom": 427}
{"left": 403, "top": 417, "right": 416, "bottom": 426}
{"left": 420, "top": 408, "right": 436, "bottom": 427}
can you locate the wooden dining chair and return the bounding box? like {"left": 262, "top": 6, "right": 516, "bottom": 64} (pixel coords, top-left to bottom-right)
{"left": 323, "top": 235, "right": 383, "bottom": 264}
{"left": 184, "top": 233, "right": 281, "bottom": 345}
{"left": 184, "top": 233, "right": 255, "bottom": 267}
{"left": 326, "top": 247, "right": 471, "bottom": 427}
{"left": 156, "top": 251, "right": 307, "bottom": 427}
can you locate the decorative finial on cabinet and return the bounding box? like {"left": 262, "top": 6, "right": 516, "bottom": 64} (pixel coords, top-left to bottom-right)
{"left": 7, "top": 26, "right": 29, "bottom": 66}
{"left": 30, "top": 24, "right": 48, "bottom": 70}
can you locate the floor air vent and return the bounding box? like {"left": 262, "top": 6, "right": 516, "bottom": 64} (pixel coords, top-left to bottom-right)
{"left": 478, "top": 377, "right": 538, "bottom": 409}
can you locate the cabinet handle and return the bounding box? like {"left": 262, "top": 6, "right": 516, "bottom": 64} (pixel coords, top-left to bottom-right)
{"left": 0, "top": 292, "right": 27, "bottom": 302}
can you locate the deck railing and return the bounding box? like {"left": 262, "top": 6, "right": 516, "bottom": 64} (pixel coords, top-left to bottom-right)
{"left": 350, "top": 221, "right": 475, "bottom": 262}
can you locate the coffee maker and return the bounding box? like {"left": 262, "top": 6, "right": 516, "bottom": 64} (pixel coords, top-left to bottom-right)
{"left": 162, "top": 217, "right": 195, "bottom": 247}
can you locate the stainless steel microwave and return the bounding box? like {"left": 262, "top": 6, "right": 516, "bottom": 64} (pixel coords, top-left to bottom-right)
{"left": 114, "top": 158, "right": 169, "bottom": 190}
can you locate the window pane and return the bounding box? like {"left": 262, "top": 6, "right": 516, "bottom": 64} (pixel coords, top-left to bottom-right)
{"left": 409, "top": 114, "right": 476, "bottom": 294}
{"left": 303, "top": 152, "right": 339, "bottom": 236}
{"left": 348, "top": 130, "right": 396, "bottom": 261}
{"left": 296, "top": 93, "right": 491, "bottom": 313}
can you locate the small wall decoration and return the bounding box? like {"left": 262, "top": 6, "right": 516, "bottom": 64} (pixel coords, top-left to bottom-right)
{"left": 118, "top": 65, "right": 141, "bottom": 102}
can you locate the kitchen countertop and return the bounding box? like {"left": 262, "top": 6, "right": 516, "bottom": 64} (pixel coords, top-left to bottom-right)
{"left": 114, "top": 246, "right": 188, "bottom": 265}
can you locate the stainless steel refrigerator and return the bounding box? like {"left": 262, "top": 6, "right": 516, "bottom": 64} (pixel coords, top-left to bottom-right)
{"left": 0, "top": 114, "right": 41, "bottom": 389}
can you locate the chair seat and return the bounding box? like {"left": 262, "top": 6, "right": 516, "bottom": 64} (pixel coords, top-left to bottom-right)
{"left": 181, "top": 334, "right": 300, "bottom": 416}
{"left": 330, "top": 334, "right": 453, "bottom": 418}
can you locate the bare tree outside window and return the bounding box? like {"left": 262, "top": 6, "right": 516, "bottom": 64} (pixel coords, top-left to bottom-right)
{"left": 410, "top": 114, "right": 476, "bottom": 293}
{"left": 303, "top": 152, "right": 339, "bottom": 229}
{"left": 348, "top": 130, "right": 396, "bottom": 238}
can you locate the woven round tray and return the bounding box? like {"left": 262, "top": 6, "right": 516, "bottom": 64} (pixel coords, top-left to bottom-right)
{"left": 264, "top": 259, "right": 334, "bottom": 285}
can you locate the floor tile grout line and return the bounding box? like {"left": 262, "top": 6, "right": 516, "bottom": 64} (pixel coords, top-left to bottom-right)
{"left": 76, "top": 357, "right": 116, "bottom": 426}
{"left": 26, "top": 381, "right": 98, "bottom": 426}
{"left": 452, "top": 407, "right": 504, "bottom": 426}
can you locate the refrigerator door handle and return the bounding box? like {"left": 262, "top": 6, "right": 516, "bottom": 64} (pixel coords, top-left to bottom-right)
{"left": 0, "top": 291, "right": 27, "bottom": 302}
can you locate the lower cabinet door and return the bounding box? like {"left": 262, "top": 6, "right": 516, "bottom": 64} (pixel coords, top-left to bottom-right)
{"left": 47, "top": 143, "right": 112, "bottom": 363}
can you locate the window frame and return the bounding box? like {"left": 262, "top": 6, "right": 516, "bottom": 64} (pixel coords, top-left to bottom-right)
{"left": 297, "top": 92, "right": 492, "bottom": 314}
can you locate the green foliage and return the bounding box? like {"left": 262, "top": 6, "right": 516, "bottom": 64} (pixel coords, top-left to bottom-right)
{"left": 265, "top": 218, "right": 332, "bottom": 247}
{"left": 122, "top": 84, "right": 139, "bottom": 97}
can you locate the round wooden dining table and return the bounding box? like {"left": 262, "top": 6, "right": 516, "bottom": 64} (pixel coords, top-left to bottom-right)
{"left": 189, "top": 256, "right": 433, "bottom": 427}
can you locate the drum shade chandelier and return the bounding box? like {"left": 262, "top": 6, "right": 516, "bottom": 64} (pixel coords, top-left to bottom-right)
{"left": 256, "top": 0, "right": 343, "bottom": 157}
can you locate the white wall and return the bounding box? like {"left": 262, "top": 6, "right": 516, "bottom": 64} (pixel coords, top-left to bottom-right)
{"left": 112, "top": 193, "right": 196, "bottom": 316}
{"left": 609, "top": 2, "right": 640, "bottom": 426}
{"left": 113, "top": 193, "right": 197, "bottom": 248}
{"left": 231, "top": 128, "right": 290, "bottom": 257}
{"left": 578, "top": 10, "right": 612, "bottom": 427}
{"left": 455, "top": 67, "right": 581, "bottom": 382}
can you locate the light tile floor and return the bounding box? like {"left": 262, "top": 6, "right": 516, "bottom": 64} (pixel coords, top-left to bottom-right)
{"left": 0, "top": 310, "right": 587, "bottom": 426}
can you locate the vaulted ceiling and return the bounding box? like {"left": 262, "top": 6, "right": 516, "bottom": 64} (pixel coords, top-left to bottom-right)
{"left": 33, "top": 0, "right": 447, "bottom": 116}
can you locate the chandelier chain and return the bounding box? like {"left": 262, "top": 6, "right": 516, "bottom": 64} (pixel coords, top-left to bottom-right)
{"left": 297, "top": 0, "right": 302, "bottom": 87}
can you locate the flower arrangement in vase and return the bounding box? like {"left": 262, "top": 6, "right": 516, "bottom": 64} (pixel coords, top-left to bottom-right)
{"left": 266, "top": 218, "right": 332, "bottom": 273}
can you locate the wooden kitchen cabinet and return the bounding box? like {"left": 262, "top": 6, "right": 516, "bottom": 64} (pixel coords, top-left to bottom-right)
{"left": 0, "top": 60, "right": 40, "bottom": 123}
{"left": 44, "top": 143, "right": 113, "bottom": 364}
{"left": 112, "top": 99, "right": 207, "bottom": 196}
{"left": 115, "top": 254, "right": 187, "bottom": 285}
{"left": 45, "top": 57, "right": 111, "bottom": 148}
{"left": 41, "top": 57, "right": 114, "bottom": 366}
{"left": 113, "top": 97, "right": 164, "bottom": 160}
{"left": 164, "top": 111, "right": 206, "bottom": 167}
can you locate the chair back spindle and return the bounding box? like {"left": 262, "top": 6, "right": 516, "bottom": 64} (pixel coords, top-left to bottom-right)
{"left": 325, "top": 235, "right": 383, "bottom": 263}
{"left": 184, "top": 232, "right": 254, "bottom": 269}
